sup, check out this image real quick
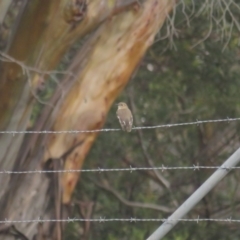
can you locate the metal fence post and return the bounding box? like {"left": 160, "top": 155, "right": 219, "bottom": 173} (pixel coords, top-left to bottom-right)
{"left": 147, "top": 147, "right": 240, "bottom": 240}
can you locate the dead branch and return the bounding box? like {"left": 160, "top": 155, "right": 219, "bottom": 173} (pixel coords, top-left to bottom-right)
{"left": 93, "top": 178, "right": 173, "bottom": 213}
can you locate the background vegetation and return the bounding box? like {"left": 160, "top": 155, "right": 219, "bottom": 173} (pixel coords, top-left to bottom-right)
{"left": 66, "top": 1, "right": 240, "bottom": 239}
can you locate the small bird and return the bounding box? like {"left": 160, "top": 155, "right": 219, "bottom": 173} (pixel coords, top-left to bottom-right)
{"left": 116, "top": 102, "right": 133, "bottom": 132}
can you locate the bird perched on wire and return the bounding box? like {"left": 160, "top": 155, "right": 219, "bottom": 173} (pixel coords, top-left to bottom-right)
{"left": 116, "top": 102, "right": 133, "bottom": 132}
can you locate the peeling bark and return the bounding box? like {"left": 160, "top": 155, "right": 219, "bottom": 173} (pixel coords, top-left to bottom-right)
{"left": 0, "top": 0, "right": 175, "bottom": 239}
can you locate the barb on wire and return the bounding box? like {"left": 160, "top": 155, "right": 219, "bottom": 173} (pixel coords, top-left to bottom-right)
{"left": 1, "top": 217, "right": 239, "bottom": 224}
{"left": 0, "top": 117, "right": 240, "bottom": 134}
{"left": 1, "top": 165, "right": 240, "bottom": 175}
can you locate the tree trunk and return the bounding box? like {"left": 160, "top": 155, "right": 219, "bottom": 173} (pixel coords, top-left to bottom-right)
{"left": 0, "top": 0, "right": 174, "bottom": 239}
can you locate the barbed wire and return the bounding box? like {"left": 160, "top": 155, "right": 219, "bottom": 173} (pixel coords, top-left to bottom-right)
{"left": 0, "top": 117, "right": 239, "bottom": 135}
{"left": 0, "top": 217, "right": 239, "bottom": 224}
{"left": 1, "top": 165, "right": 239, "bottom": 175}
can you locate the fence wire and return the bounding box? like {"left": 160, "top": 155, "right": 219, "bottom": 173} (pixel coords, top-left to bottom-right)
{"left": 0, "top": 117, "right": 239, "bottom": 234}
{"left": 0, "top": 165, "right": 240, "bottom": 175}
{"left": 1, "top": 217, "right": 239, "bottom": 224}
{"left": 0, "top": 117, "right": 239, "bottom": 135}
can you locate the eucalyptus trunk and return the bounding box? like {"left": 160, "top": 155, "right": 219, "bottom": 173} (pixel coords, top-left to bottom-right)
{"left": 0, "top": 0, "right": 174, "bottom": 239}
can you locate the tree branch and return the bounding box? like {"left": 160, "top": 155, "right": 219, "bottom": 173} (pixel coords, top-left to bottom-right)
{"left": 93, "top": 178, "right": 173, "bottom": 213}
{"left": 127, "top": 88, "right": 170, "bottom": 189}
